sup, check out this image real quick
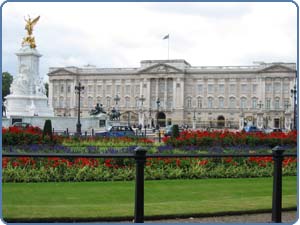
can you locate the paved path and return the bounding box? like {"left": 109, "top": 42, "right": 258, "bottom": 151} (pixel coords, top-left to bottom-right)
{"left": 147, "top": 211, "right": 297, "bottom": 223}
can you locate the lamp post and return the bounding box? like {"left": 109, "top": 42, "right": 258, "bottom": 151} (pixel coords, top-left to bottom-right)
{"left": 75, "top": 82, "right": 84, "bottom": 135}
{"left": 138, "top": 95, "right": 146, "bottom": 127}
{"left": 156, "top": 98, "right": 160, "bottom": 129}
{"left": 192, "top": 107, "right": 196, "bottom": 130}
{"left": 114, "top": 94, "right": 120, "bottom": 106}
{"left": 291, "top": 85, "right": 297, "bottom": 130}
{"left": 257, "top": 100, "right": 264, "bottom": 129}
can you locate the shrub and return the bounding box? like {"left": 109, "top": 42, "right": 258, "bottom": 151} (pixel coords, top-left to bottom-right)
{"left": 43, "top": 120, "right": 53, "bottom": 141}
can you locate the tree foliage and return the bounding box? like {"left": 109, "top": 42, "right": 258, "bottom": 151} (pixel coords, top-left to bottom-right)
{"left": 2, "top": 72, "right": 13, "bottom": 101}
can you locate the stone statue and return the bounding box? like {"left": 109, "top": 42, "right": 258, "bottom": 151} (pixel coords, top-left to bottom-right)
{"left": 10, "top": 65, "right": 30, "bottom": 95}
{"left": 2, "top": 102, "right": 6, "bottom": 117}
{"left": 22, "top": 15, "right": 40, "bottom": 48}
{"left": 109, "top": 107, "right": 121, "bottom": 121}
{"left": 89, "top": 103, "right": 106, "bottom": 116}
{"left": 24, "top": 15, "right": 40, "bottom": 36}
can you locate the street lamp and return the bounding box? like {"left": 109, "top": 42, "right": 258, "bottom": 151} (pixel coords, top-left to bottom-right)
{"left": 192, "top": 107, "right": 196, "bottom": 130}
{"left": 258, "top": 100, "right": 264, "bottom": 110}
{"left": 138, "top": 95, "right": 146, "bottom": 127}
{"left": 156, "top": 98, "right": 160, "bottom": 128}
{"left": 114, "top": 94, "right": 120, "bottom": 106}
{"left": 291, "top": 85, "right": 297, "bottom": 130}
{"left": 75, "top": 82, "right": 84, "bottom": 135}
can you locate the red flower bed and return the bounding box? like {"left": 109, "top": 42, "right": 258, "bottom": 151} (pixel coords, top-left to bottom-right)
{"left": 163, "top": 130, "right": 297, "bottom": 148}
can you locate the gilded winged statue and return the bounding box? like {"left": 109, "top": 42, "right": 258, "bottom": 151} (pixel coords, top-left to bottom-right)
{"left": 22, "top": 15, "right": 40, "bottom": 48}
{"left": 24, "top": 15, "right": 40, "bottom": 36}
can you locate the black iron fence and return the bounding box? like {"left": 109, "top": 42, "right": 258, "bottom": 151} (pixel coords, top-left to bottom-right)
{"left": 2, "top": 146, "right": 296, "bottom": 223}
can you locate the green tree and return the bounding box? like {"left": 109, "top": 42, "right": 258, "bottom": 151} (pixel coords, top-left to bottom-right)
{"left": 2, "top": 72, "right": 13, "bottom": 101}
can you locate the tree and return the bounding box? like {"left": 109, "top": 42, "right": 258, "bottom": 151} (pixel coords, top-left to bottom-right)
{"left": 2, "top": 72, "right": 13, "bottom": 101}
{"left": 44, "top": 83, "right": 49, "bottom": 97}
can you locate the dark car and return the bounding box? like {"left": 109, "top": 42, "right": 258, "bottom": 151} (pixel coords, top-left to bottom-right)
{"left": 164, "top": 124, "right": 182, "bottom": 137}
{"left": 96, "top": 125, "right": 135, "bottom": 137}
{"left": 243, "top": 126, "right": 261, "bottom": 133}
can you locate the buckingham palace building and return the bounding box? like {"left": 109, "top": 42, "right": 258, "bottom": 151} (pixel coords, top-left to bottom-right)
{"left": 48, "top": 59, "right": 296, "bottom": 130}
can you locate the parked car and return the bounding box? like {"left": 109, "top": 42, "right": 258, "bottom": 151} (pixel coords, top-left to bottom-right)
{"left": 243, "top": 126, "right": 261, "bottom": 133}
{"left": 95, "top": 125, "right": 135, "bottom": 137}
{"left": 12, "top": 122, "right": 32, "bottom": 129}
{"left": 164, "top": 124, "right": 182, "bottom": 137}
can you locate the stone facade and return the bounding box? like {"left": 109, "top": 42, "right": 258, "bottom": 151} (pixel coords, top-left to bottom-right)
{"left": 48, "top": 59, "right": 296, "bottom": 130}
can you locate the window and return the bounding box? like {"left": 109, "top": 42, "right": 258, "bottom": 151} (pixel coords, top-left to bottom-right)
{"left": 115, "top": 85, "right": 121, "bottom": 95}
{"left": 241, "top": 84, "right": 248, "bottom": 94}
{"left": 135, "top": 85, "right": 140, "bottom": 95}
{"left": 60, "top": 85, "right": 64, "bottom": 93}
{"left": 284, "top": 99, "right": 290, "bottom": 110}
{"left": 67, "top": 85, "right": 71, "bottom": 93}
{"left": 240, "top": 97, "right": 247, "bottom": 109}
{"left": 274, "top": 82, "right": 281, "bottom": 93}
{"left": 97, "top": 97, "right": 101, "bottom": 105}
{"left": 125, "top": 85, "right": 131, "bottom": 95}
{"left": 283, "top": 83, "right": 289, "bottom": 93}
{"left": 208, "top": 97, "right": 213, "bottom": 108}
{"left": 106, "top": 85, "right": 111, "bottom": 95}
{"left": 88, "top": 97, "right": 93, "bottom": 108}
{"left": 125, "top": 97, "right": 130, "bottom": 108}
{"left": 135, "top": 98, "right": 139, "bottom": 107}
{"left": 274, "top": 98, "right": 280, "bottom": 109}
{"left": 167, "top": 98, "right": 173, "bottom": 109}
{"left": 186, "top": 98, "right": 192, "bottom": 108}
{"left": 252, "top": 84, "right": 257, "bottom": 93}
{"left": 265, "top": 83, "right": 272, "bottom": 93}
{"left": 66, "top": 97, "right": 71, "bottom": 108}
{"left": 88, "top": 85, "right": 93, "bottom": 94}
{"left": 97, "top": 85, "right": 102, "bottom": 95}
{"left": 106, "top": 98, "right": 111, "bottom": 107}
{"left": 54, "top": 85, "right": 58, "bottom": 94}
{"left": 229, "top": 84, "right": 236, "bottom": 94}
{"left": 266, "top": 98, "right": 271, "bottom": 109}
{"left": 252, "top": 98, "right": 257, "bottom": 109}
{"left": 197, "top": 84, "right": 203, "bottom": 94}
{"left": 208, "top": 84, "right": 214, "bottom": 94}
{"left": 59, "top": 97, "right": 64, "bottom": 108}
{"left": 229, "top": 97, "right": 236, "bottom": 108}
{"left": 219, "top": 97, "right": 224, "bottom": 108}
{"left": 218, "top": 84, "right": 225, "bottom": 94}
{"left": 53, "top": 98, "right": 58, "bottom": 108}
{"left": 197, "top": 97, "right": 202, "bottom": 109}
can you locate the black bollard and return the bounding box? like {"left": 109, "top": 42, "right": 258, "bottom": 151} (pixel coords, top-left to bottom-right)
{"left": 134, "top": 147, "right": 147, "bottom": 223}
{"left": 271, "top": 146, "right": 285, "bottom": 223}
{"left": 158, "top": 130, "right": 161, "bottom": 143}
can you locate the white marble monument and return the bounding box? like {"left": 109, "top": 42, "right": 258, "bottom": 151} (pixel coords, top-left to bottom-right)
{"left": 5, "top": 16, "right": 54, "bottom": 118}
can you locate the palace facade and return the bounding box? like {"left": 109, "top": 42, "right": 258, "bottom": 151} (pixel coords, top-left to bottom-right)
{"left": 48, "top": 59, "right": 296, "bottom": 130}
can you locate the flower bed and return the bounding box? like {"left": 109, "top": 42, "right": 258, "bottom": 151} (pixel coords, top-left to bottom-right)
{"left": 2, "top": 156, "right": 296, "bottom": 182}
{"left": 162, "top": 130, "right": 297, "bottom": 148}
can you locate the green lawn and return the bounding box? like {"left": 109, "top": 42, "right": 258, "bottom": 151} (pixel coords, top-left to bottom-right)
{"left": 3, "top": 176, "right": 297, "bottom": 222}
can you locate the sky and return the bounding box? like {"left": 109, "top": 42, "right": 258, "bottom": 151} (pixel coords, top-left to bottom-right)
{"left": 2, "top": 2, "right": 297, "bottom": 82}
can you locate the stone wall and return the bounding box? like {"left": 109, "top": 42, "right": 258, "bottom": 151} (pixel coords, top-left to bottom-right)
{"left": 2, "top": 115, "right": 108, "bottom": 133}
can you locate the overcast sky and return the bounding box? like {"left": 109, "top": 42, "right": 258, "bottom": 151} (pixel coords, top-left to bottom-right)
{"left": 2, "top": 2, "right": 297, "bottom": 82}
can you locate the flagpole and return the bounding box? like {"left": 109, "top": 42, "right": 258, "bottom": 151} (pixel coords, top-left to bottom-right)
{"left": 168, "top": 36, "right": 169, "bottom": 60}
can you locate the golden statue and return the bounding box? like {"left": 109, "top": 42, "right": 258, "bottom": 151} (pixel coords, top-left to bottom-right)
{"left": 22, "top": 15, "right": 40, "bottom": 49}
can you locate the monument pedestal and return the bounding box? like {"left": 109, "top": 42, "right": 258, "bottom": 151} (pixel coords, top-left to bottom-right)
{"left": 5, "top": 44, "right": 54, "bottom": 118}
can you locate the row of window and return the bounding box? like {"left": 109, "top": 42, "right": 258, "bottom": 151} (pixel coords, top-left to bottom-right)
{"left": 53, "top": 84, "right": 141, "bottom": 96}
{"left": 185, "top": 97, "right": 290, "bottom": 110}
{"left": 195, "top": 83, "right": 290, "bottom": 95}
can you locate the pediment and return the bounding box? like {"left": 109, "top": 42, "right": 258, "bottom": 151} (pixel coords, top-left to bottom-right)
{"left": 138, "top": 63, "right": 183, "bottom": 74}
{"left": 48, "top": 68, "right": 77, "bottom": 76}
{"left": 259, "top": 65, "right": 295, "bottom": 73}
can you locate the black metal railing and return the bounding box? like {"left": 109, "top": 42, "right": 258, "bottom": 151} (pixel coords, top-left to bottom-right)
{"left": 2, "top": 146, "right": 296, "bottom": 223}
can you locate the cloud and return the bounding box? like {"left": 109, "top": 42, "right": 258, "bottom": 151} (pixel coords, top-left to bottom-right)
{"left": 2, "top": 2, "right": 297, "bottom": 82}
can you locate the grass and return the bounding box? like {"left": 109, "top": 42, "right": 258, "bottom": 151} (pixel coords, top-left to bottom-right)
{"left": 3, "top": 176, "right": 297, "bottom": 222}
